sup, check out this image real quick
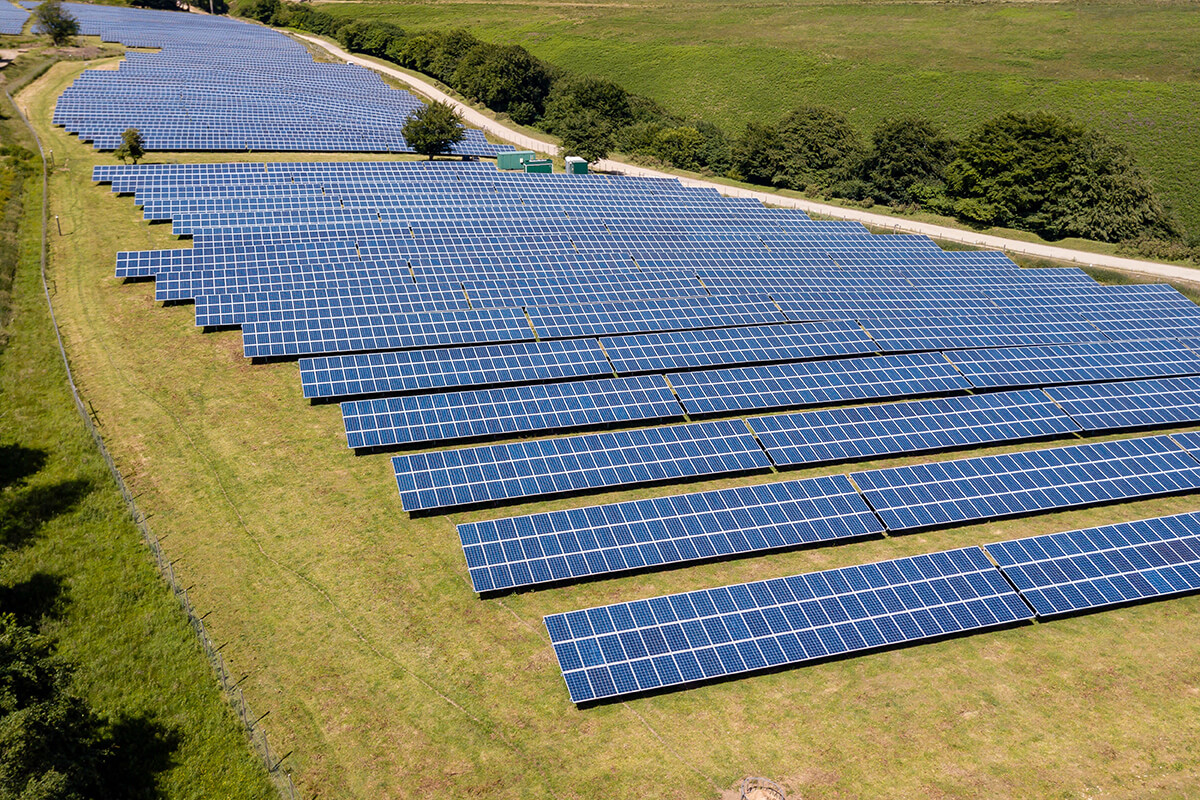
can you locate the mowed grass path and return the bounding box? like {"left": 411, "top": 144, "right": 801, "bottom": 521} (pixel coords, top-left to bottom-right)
{"left": 316, "top": 0, "right": 1200, "bottom": 237}
{"left": 22, "top": 56, "right": 1200, "bottom": 798}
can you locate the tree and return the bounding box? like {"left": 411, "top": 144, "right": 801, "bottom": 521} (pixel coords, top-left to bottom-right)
{"left": 401, "top": 101, "right": 465, "bottom": 159}
{"left": 650, "top": 126, "right": 704, "bottom": 171}
{"left": 944, "top": 111, "right": 1177, "bottom": 241}
{"left": 770, "top": 106, "right": 864, "bottom": 191}
{"left": 452, "top": 44, "right": 554, "bottom": 125}
{"left": 541, "top": 75, "right": 632, "bottom": 135}
{"left": 557, "top": 108, "right": 615, "bottom": 164}
{"left": 861, "top": 117, "right": 957, "bottom": 206}
{"left": 34, "top": 0, "right": 79, "bottom": 47}
{"left": 731, "top": 121, "right": 783, "bottom": 185}
{"left": 112, "top": 128, "right": 145, "bottom": 165}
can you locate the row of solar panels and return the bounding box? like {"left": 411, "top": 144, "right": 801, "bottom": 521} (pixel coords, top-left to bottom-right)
{"left": 462, "top": 432, "right": 1200, "bottom": 597}
{"left": 390, "top": 378, "right": 1200, "bottom": 513}
{"left": 546, "top": 508, "right": 1200, "bottom": 702}
{"left": 338, "top": 340, "right": 1200, "bottom": 450}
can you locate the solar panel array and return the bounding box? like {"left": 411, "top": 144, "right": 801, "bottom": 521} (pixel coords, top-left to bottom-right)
{"left": 852, "top": 435, "right": 1200, "bottom": 532}
{"left": 1045, "top": 377, "right": 1200, "bottom": 431}
{"left": 0, "top": 1, "right": 29, "bottom": 34}
{"left": 392, "top": 419, "right": 770, "bottom": 512}
{"left": 94, "top": 143, "right": 1200, "bottom": 704}
{"left": 545, "top": 546, "right": 1034, "bottom": 702}
{"left": 47, "top": 2, "right": 508, "bottom": 156}
{"left": 748, "top": 389, "right": 1080, "bottom": 467}
{"left": 459, "top": 475, "right": 884, "bottom": 593}
{"left": 986, "top": 512, "right": 1200, "bottom": 617}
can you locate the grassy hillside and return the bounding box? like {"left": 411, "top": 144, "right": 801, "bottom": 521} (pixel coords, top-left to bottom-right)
{"left": 15, "top": 51, "right": 1200, "bottom": 799}
{"left": 0, "top": 53, "right": 276, "bottom": 800}
{"left": 314, "top": 0, "right": 1200, "bottom": 239}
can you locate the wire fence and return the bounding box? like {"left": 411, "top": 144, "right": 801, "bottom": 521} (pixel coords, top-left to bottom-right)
{"left": 6, "top": 85, "right": 300, "bottom": 800}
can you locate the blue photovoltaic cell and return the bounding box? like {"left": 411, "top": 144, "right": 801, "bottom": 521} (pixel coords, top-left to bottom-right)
{"left": 341, "top": 375, "right": 682, "bottom": 448}
{"left": 985, "top": 512, "right": 1200, "bottom": 617}
{"left": 544, "top": 546, "right": 1033, "bottom": 702}
{"left": 298, "top": 339, "right": 613, "bottom": 400}
{"left": 458, "top": 474, "right": 884, "bottom": 594}
{"left": 1172, "top": 430, "right": 1200, "bottom": 456}
{"left": 945, "top": 340, "right": 1200, "bottom": 390}
{"left": 392, "top": 419, "right": 771, "bottom": 512}
{"left": 852, "top": 435, "right": 1200, "bottom": 532}
{"left": 861, "top": 313, "right": 1105, "bottom": 353}
{"left": 526, "top": 295, "right": 787, "bottom": 339}
{"left": 241, "top": 306, "right": 536, "bottom": 358}
{"left": 599, "top": 321, "right": 878, "bottom": 374}
{"left": 1044, "top": 376, "right": 1200, "bottom": 432}
{"left": 668, "top": 352, "right": 971, "bottom": 415}
{"left": 748, "top": 389, "right": 1080, "bottom": 467}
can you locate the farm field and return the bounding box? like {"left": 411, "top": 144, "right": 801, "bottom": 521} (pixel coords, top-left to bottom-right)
{"left": 16, "top": 50, "right": 1200, "bottom": 800}
{"left": 315, "top": 0, "right": 1200, "bottom": 239}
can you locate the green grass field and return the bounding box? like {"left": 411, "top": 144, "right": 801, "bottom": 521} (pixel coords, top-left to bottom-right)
{"left": 1, "top": 53, "right": 276, "bottom": 799}
{"left": 15, "top": 50, "right": 1200, "bottom": 799}
{"left": 314, "top": 0, "right": 1200, "bottom": 240}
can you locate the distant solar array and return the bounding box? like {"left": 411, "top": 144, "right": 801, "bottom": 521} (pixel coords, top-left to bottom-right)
{"left": 45, "top": 2, "right": 508, "bottom": 156}
{"left": 0, "top": 1, "right": 29, "bottom": 34}
{"left": 95, "top": 154, "right": 1200, "bottom": 705}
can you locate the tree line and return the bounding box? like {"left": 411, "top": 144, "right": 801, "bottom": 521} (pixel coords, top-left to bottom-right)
{"left": 229, "top": 0, "right": 1188, "bottom": 251}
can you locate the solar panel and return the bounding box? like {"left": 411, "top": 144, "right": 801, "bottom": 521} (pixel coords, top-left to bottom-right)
{"left": 1171, "top": 430, "right": 1200, "bottom": 457}
{"left": 945, "top": 340, "right": 1200, "bottom": 389}
{"left": 852, "top": 435, "right": 1200, "bottom": 532}
{"left": 985, "top": 512, "right": 1200, "bottom": 617}
{"left": 599, "top": 321, "right": 878, "bottom": 374}
{"left": 861, "top": 313, "right": 1105, "bottom": 353}
{"left": 544, "top": 546, "right": 1033, "bottom": 702}
{"left": 341, "top": 375, "right": 682, "bottom": 449}
{"left": 392, "top": 419, "right": 771, "bottom": 512}
{"left": 298, "top": 339, "right": 614, "bottom": 400}
{"left": 748, "top": 389, "right": 1080, "bottom": 467}
{"left": 241, "top": 306, "right": 536, "bottom": 359}
{"left": 1044, "top": 376, "right": 1200, "bottom": 432}
{"left": 526, "top": 296, "right": 787, "bottom": 339}
{"left": 668, "top": 352, "right": 972, "bottom": 415}
{"left": 457, "top": 474, "right": 884, "bottom": 593}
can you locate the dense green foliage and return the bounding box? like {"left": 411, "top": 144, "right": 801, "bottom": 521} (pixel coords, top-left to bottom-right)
{"left": 33, "top": 0, "right": 79, "bottom": 47}
{"left": 113, "top": 127, "right": 145, "bottom": 165}
{"left": 860, "top": 119, "right": 957, "bottom": 208}
{"left": 401, "top": 100, "right": 465, "bottom": 158}
{"left": 941, "top": 112, "right": 1177, "bottom": 242}
{"left": 234, "top": 0, "right": 1187, "bottom": 247}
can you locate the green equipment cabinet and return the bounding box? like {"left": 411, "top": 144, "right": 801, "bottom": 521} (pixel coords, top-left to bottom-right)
{"left": 565, "top": 156, "right": 589, "bottom": 175}
{"left": 497, "top": 150, "right": 536, "bottom": 170}
{"left": 523, "top": 159, "right": 553, "bottom": 174}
